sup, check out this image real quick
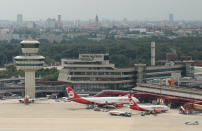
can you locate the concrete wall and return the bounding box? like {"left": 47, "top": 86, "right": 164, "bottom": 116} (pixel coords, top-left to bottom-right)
{"left": 25, "top": 71, "right": 35, "bottom": 98}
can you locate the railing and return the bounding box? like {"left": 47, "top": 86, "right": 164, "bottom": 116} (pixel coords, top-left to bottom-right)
{"left": 135, "top": 83, "right": 202, "bottom": 100}
{"left": 0, "top": 85, "right": 65, "bottom": 93}
{"left": 137, "top": 83, "right": 202, "bottom": 95}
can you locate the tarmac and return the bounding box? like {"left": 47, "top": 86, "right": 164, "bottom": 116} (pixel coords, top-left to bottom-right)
{"left": 0, "top": 99, "right": 201, "bottom": 131}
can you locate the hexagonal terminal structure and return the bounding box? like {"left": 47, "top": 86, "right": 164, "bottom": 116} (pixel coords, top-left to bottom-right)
{"left": 15, "top": 39, "right": 45, "bottom": 99}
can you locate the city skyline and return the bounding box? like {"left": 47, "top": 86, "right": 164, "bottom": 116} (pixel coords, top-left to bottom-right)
{"left": 0, "top": 0, "right": 201, "bottom": 21}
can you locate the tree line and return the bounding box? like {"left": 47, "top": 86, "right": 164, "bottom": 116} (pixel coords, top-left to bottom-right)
{"left": 0, "top": 36, "right": 202, "bottom": 68}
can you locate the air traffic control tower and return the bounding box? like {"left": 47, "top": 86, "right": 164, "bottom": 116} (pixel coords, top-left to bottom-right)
{"left": 15, "top": 39, "right": 45, "bottom": 98}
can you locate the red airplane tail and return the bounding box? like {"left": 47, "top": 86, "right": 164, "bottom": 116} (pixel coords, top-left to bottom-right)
{"left": 128, "top": 95, "right": 139, "bottom": 110}
{"left": 65, "top": 85, "right": 81, "bottom": 100}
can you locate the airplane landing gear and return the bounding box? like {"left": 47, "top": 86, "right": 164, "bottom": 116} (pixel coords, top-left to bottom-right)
{"left": 141, "top": 112, "right": 146, "bottom": 116}
{"left": 86, "top": 102, "right": 96, "bottom": 109}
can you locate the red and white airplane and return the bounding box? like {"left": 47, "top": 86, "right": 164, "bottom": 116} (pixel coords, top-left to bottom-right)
{"left": 19, "top": 95, "right": 35, "bottom": 104}
{"left": 66, "top": 85, "right": 139, "bottom": 108}
{"left": 128, "top": 95, "right": 169, "bottom": 115}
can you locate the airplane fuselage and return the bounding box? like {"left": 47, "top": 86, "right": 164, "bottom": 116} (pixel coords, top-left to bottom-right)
{"left": 66, "top": 85, "right": 139, "bottom": 107}
{"left": 73, "top": 96, "right": 137, "bottom": 105}
{"left": 129, "top": 96, "right": 169, "bottom": 113}
{"left": 131, "top": 104, "right": 169, "bottom": 113}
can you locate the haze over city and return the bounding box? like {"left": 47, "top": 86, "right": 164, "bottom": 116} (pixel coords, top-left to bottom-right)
{"left": 0, "top": 0, "right": 202, "bottom": 131}
{"left": 0, "top": 0, "right": 202, "bottom": 21}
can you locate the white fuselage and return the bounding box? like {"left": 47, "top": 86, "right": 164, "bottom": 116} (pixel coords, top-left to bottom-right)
{"left": 138, "top": 104, "right": 169, "bottom": 112}
{"left": 84, "top": 96, "right": 139, "bottom": 105}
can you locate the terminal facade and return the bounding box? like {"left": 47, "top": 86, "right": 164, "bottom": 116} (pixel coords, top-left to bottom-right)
{"left": 58, "top": 54, "right": 136, "bottom": 93}
{"left": 58, "top": 53, "right": 189, "bottom": 94}
{"left": 0, "top": 53, "right": 195, "bottom": 97}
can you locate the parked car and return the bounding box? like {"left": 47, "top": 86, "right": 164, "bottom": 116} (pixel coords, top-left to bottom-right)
{"left": 109, "top": 111, "right": 131, "bottom": 117}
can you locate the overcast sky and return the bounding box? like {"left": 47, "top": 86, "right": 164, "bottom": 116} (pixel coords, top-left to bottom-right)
{"left": 0, "top": 0, "right": 202, "bottom": 21}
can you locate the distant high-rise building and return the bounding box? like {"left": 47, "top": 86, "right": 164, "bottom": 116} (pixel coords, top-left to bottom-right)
{"left": 46, "top": 18, "right": 56, "bottom": 28}
{"left": 74, "top": 20, "right": 80, "bottom": 27}
{"left": 58, "top": 15, "right": 61, "bottom": 23}
{"left": 151, "top": 42, "right": 155, "bottom": 66}
{"left": 17, "top": 14, "right": 23, "bottom": 25}
{"left": 169, "top": 13, "right": 174, "bottom": 23}
{"left": 57, "top": 15, "right": 63, "bottom": 29}
{"left": 95, "top": 14, "right": 99, "bottom": 23}
{"left": 27, "top": 21, "right": 36, "bottom": 29}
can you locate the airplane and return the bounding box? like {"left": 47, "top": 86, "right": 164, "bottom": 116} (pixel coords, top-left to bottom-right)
{"left": 65, "top": 85, "right": 139, "bottom": 108}
{"left": 128, "top": 95, "right": 169, "bottom": 116}
{"left": 19, "top": 95, "right": 35, "bottom": 104}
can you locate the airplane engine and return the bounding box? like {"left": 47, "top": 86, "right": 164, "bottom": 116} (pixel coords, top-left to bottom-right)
{"left": 154, "top": 109, "right": 161, "bottom": 113}
{"left": 115, "top": 103, "right": 123, "bottom": 108}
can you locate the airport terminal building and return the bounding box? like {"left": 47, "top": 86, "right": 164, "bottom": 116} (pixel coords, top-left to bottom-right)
{"left": 0, "top": 53, "right": 194, "bottom": 96}
{"left": 58, "top": 54, "right": 136, "bottom": 93}
{"left": 58, "top": 54, "right": 188, "bottom": 94}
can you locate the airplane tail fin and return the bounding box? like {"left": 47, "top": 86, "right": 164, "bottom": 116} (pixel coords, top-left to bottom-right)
{"left": 128, "top": 95, "right": 139, "bottom": 109}
{"left": 65, "top": 85, "right": 81, "bottom": 100}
